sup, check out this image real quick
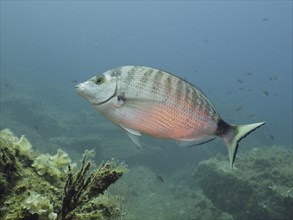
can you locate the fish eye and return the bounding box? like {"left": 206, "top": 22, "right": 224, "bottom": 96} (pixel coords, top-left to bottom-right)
{"left": 95, "top": 76, "right": 105, "bottom": 85}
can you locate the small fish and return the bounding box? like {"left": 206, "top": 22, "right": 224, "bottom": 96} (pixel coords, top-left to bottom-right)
{"left": 156, "top": 174, "right": 165, "bottom": 183}
{"left": 238, "top": 87, "right": 244, "bottom": 91}
{"left": 268, "top": 76, "right": 279, "bottom": 81}
{"left": 204, "top": 39, "right": 210, "bottom": 44}
{"left": 263, "top": 91, "right": 269, "bottom": 96}
{"left": 264, "top": 132, "right": 274, "bottom": 140}
{"left": 245, "top": 72, "right": 253, "bottom": 76}
{"left": 267, "top": 134, "right": 274, "bottom": 140}
{"left": 248, "top": 114, "right": 255, "bottom": 118}
{"left": 72, "top": 80, "right": 78, "bottom": 84}
{"left": 76, "top": 66, "right": 265, "bottom": 167}
{"left": 262, "top": 18, "right": 268, "bottom": 22}
{"left": 235, "top": 106, "right": 244, "bottom": 112}
{"left": 237, "top": 79, "right": 243, "bottom": 84}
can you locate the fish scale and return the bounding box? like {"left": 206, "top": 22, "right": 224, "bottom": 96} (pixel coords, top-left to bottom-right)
{"left": 118, "top": 69, "right": 214, "bottom": 138}
{"left": 76, "top": 65, "right": 265, "bottom": 167}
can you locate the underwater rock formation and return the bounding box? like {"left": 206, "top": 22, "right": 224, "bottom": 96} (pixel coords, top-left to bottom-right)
{"left": 193, "top": 147, "right": 293, "bottom": 220}
{"left": 0, "top": 129, "right": 127, "bottom": 220}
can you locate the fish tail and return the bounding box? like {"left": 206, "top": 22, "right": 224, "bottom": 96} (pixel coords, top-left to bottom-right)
{"left": 217, "top": 120, "right": 266, "bottom": 168}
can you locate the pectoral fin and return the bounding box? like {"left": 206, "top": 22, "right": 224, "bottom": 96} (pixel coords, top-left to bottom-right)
{"left": 118, "top": 95, "right": 163, "bottom": 110}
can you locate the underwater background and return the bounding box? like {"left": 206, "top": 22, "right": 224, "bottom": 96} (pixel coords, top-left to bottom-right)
{"left": 1, "top": 1, "right": 292, "bottom": 220}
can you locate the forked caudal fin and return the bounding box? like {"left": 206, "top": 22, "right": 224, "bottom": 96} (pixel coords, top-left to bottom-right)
{"left": 222, "top": 121, "right": 266, "bottom": 168}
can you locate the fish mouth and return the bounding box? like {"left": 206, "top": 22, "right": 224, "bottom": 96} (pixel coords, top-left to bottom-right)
{"left": 75, "top": 83, "right": 84, "bottom": 95}
{"left": 75, "top": 82, "right": 82, "bottom": 89}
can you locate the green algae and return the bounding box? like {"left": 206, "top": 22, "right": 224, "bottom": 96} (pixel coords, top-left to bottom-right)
{"left": 0, "top": 129, "right": 127, "bottom": 220}
{"left": 32, "top": 149, "right": 72, "bottom": 178}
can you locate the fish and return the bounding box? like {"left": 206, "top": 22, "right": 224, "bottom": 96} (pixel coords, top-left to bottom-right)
{"left": 262, "top": 91, "right": 269, "bottom": 96}
{"left": 237, "top": 79, "right": 243, "bottom": 84}
{"left": 264, "top": 131, "right": 274, "bottom": 140}
{"left": 76, "top": 66, "right": 265, "bottom": 168}
{"left": 156, "top": 174, "right": 165, "bottom": 183}
{"left": 268, "top": 76, "right": 279, "bottom": 81}
{"left": 235, "top": 106, "right": 244, "bottom": 112}
{"left": 266, "top": 133, "right": 274, "bottom": 140}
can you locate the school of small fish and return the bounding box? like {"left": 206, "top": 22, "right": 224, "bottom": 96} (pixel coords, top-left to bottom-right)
{"left": 76, "top": 66, "right": 266, "bottom": 167}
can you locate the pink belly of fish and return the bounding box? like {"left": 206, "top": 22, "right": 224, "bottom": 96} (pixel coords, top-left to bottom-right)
{"left": 120, "top": 103, "right": 216, "bottom": 140}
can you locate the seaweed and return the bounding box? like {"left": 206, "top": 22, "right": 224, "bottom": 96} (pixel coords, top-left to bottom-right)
{"left": 0, "top": 129, "right": 128, "bottom": 220}
{"left": 59, "top": 151, "right": 126, "bottom": 220}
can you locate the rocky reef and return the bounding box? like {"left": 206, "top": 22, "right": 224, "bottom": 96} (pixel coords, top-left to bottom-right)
{"left": 193, "top": 146, "right": 293, "bottom": 220}
{"left": 0, "top": 129, "right": 127, "bottom": 220}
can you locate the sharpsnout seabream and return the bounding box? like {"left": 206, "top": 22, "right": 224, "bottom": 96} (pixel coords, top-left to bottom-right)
{"left": 76, "top": 66, "right": 265, "bottom": 168}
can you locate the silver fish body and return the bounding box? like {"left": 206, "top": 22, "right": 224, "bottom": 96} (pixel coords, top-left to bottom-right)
{"left": 76, "top": 66, "right": 265, "bottom": 167}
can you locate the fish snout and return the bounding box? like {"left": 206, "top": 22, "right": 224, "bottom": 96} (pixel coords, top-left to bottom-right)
{"left": 75, "top": 83, "right": 85, "bottom": 94}
{"left": 75, "top": 83, "right": 81, "bottom": 89}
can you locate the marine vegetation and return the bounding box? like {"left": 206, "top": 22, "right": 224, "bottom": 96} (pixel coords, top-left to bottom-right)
{"left": 193, "top": 146, "right": 293, "bottom": 220}
{"left": 0, "top": 129, "right": 127, "bottom": 220}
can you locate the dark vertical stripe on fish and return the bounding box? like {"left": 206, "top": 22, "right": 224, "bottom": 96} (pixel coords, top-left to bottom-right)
{"left": 164, "top": 75, "right": 173, "bottom": 96}
{"left": 153, "top": 70, "right": 164, "bottom": 89}
{"left": 141, "top": 69, "right": 153, "bottom": 84}
{"left": 191, "top": 86, "right": 199, "bottom": 105}
{"left": 123, "top": 71, "right": 135, "bottom": 91}
{"left": 176, "top": 78, "right": 184, "bottom": 101}
{"left": 184, "top": 84, "right": 192, "bottom": 104}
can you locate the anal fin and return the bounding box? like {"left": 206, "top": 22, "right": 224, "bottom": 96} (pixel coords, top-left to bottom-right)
{"left": 176, "top": 137, "right": 216, "bottom": 148}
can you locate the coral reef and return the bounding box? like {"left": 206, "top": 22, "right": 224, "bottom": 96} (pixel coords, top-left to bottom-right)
{"left": 193, "top": 146, "right": 293, "bottom": 220}
{"left": 0, "top": 129, "right": 127, "bottom": 220}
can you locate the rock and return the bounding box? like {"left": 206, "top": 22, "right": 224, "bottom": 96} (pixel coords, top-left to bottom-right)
{"left": 193, "top": 147, "right": 293, "bottom": 220}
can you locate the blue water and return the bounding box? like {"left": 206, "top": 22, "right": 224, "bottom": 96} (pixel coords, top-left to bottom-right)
{"left": 1, "top": 1, "right": 292, "bottom": 219}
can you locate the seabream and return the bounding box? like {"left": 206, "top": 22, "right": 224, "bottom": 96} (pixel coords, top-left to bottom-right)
{"left": 76, "top": 66, "right": 265, "bottom": 167}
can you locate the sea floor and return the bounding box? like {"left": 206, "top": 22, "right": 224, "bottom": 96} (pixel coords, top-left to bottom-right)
{"left": 1, "top": 85, "right": 292, "bottom": 220}
{"left": 115, "top": 165, "right": 225, "bottom": 220}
